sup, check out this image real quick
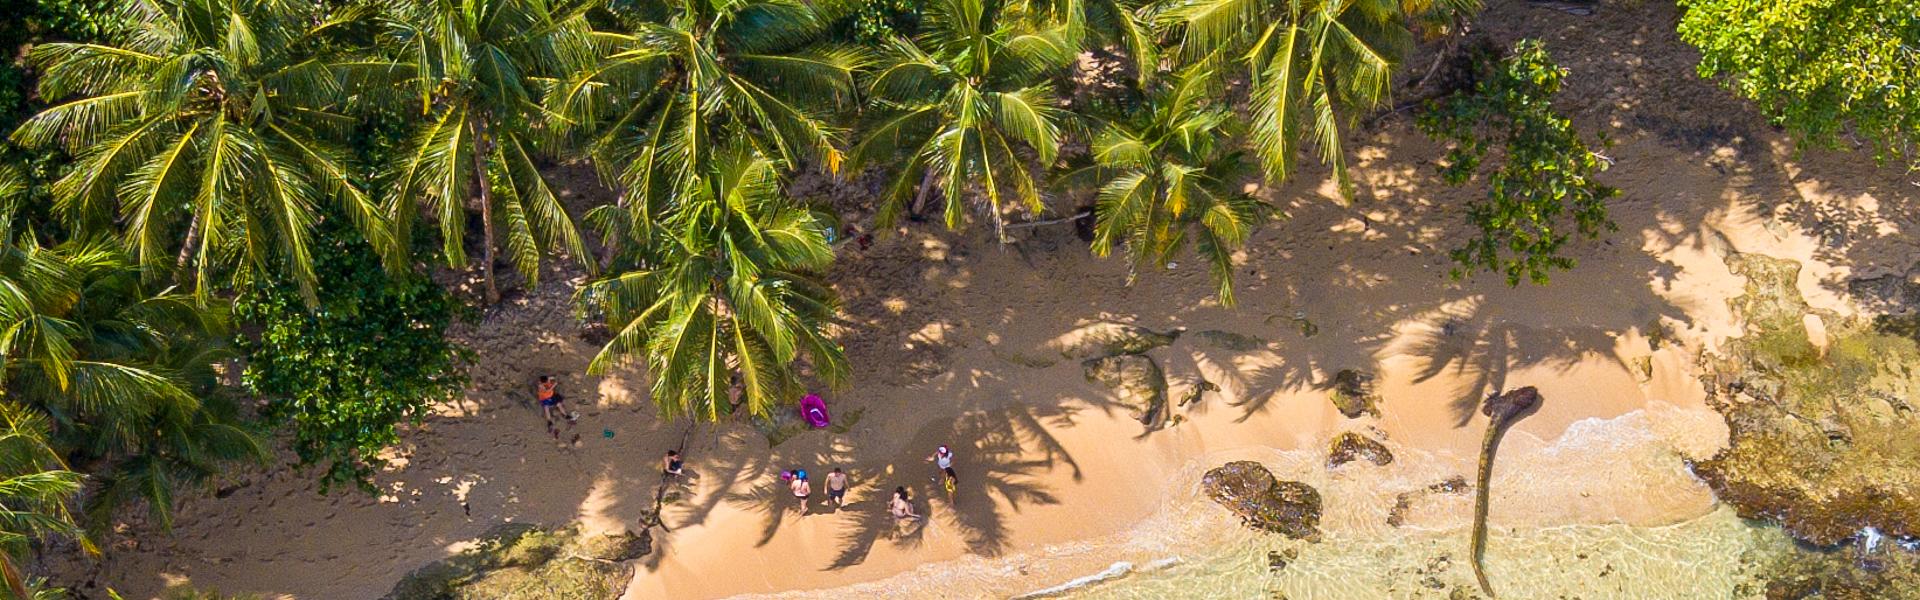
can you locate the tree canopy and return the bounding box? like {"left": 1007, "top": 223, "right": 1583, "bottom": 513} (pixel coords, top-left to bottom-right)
{"left": 1679, "top": 0, "right": 1920, "bottom": 168}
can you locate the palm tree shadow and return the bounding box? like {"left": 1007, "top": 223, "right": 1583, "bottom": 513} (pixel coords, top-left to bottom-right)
{"left": 826, "top": 488, "right": 927, "bottom": 570}
{"left": 823, "top": 406, "right": 1069, "bottom": 569}
{"left": 723, "top": 480, "right": 797, "bottom": 548}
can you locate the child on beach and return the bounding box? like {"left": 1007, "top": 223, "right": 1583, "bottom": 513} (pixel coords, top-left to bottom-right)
{"left": 826, "top": 468, "right": 849, "bottom": 508}
{"left": 941, "top": 469, "right": 958, "bottom": 504}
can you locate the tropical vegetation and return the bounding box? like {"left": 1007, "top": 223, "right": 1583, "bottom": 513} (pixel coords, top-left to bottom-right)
{"left": 0, "top": 0, "right": 1910, "bottom": 592}
{"left": 1678, "top": 0, "right": 1919, "bottom": 169}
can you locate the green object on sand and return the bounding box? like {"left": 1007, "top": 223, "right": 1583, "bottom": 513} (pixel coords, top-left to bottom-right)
{"left": 603, "top": 429, "right": 614, "bottom": 439}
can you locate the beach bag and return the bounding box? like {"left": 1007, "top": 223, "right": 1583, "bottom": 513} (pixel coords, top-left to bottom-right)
{"left": 800, "top": 394, "right": 831, "bottom": 429}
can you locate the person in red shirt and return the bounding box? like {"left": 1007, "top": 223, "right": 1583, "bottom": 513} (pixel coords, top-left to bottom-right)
{"left": 536, "top": 375, "right": 576, "bottom": 438}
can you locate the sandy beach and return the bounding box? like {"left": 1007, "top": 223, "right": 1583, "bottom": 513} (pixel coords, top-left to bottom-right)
{"left": 54, "top": 2, "right": 1920, "bottom": 599}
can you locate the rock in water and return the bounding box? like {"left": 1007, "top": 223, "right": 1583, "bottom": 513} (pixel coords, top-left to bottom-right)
{"left": 1201, "top": 461, "right": 1323, "bottom": 540}
{"left": 1049, "top": 322, "right": 1183, "bottom": 360}
{"left": 1083, "top": 354, "right": 1168, "bottom": 427}
{"left": 578, "top": 529, "right": 652, "bottom": 562}
{"left": 387, "top": 523, "right": 643, "bottom": 600}
{"left": 1328, "top": 369, "right": 1381, "bottom": 418}
{"left": 1327, "top": 432, "right": 1394, "bottom": 468}
{"left": 1689, "top": 252, "right": 1920, "bottom": 549}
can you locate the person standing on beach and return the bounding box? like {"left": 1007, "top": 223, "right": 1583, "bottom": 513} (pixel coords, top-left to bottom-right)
{"left": 825, "top": 468, "right": 849, "bottom": 508}
{"left": 789, "top": 470, "right": 813, "bottom": 513}
{"left": 927, "top": 445, "right": 957, "bottom": 497}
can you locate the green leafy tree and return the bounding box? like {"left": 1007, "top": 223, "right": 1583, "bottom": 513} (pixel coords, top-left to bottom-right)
{"left": 1157, "top": 0, "right": 1408, "bottom": 198}
{"left": 579, "top": 145, "right": 846, "bottom": 421}
{"left": 379, "top": 0, "right": 593, "bottom": 303}
{"left": 1416, "top": 39, "right": 1616, "bottom": 285}
{"left": 546, "top": 0, "right": 862, "bottom": 211}
{"left": 0, "top": 403, "right": 90, "bottom": 599}
{"left": 0, "top": 233, "right": 265, "bottom": 534}
{"left": 10, "top": 0, "right": 398, "bottom": 304}
{"left": 849, "top": 0, "right": 1075, "bottom": 238}
{"left": 1678, "top": 0, "right": 1919, "bottom": 168}
{"left": 1063, "top": 66, "right": 1271, "bottom": 304}
{"left": 847, "top": 0, "right": 923, "bottom": 44}
{"left": 235, "top": 221, "right": 470, "bottom": 493}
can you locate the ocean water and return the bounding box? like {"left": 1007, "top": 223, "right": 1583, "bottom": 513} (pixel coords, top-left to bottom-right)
{"left": 1050, "top": 506, "right": 1793, "bottom": 599}
{"left": 1031, "top": 410, "right": 1800, "bottom": 599}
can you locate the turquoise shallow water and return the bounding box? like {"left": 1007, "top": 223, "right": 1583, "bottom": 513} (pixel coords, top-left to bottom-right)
{"left": 1053, "top": 506, "right": 1794, "bottom": 599}
{"left": 1034, "top": 410, "right": 1802, "bottom": 599}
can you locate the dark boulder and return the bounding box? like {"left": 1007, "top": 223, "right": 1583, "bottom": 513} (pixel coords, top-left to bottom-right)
{"left": 1201, "top": 461, "right": 1322, "bottom": 540}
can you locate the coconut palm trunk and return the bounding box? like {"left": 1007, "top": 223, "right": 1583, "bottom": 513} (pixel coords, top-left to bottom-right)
{"left": 470, "top": 115, "right": 500, "bottom": 303}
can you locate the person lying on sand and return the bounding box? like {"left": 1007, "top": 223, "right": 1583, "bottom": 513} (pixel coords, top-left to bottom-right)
{"left": 826, "top": 468, "right": 848, "bottom": 508}
{"left": 890, "top": 487, "right": 920, "bottom": 521}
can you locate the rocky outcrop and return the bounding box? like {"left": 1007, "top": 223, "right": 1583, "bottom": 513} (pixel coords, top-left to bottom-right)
{"left": 1201, "top": 461, "right": 1322, "bottom": 540}
{"left": 387, "top": 524, "right": 648, "bottom": 600}
{"left": 1471, "top": 387, "right": 1543, "bottom": 598}
{"left": 1084, "top": 354, "right": 1168, "bottom": 428}
{"left": 1689, "top": 252, "right": 1920, "bottom": 549}
{"left": 1328, "top": 369, "right": 1381, "bottom": 418}
{"left": 1192, "top": 329, "right": 1265, "bottom": 351}
{"left": 1387, "top": 477, "right": 1470, "bottom": 528}
{"left": 1049, "top": 322, "right": 1183, "bottom": 361}
{"left": 1327, "top": 432, "right": 1394, "bottom": 468}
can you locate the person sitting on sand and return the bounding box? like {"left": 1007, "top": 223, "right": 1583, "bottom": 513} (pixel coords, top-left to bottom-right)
{"left": 536, "top": 376, "right": 577, "bottom": 434}
{"left": 790, "top": 470, "right": 812, "bottom": 513}
{"left": 663, "top": 450, "right": 684, "bottom": 477}
{"left": 825, "top": 468, "right": 849, "bottom": 508}
{"left": 890, "top": 487, "right": 920, "bottom": 521}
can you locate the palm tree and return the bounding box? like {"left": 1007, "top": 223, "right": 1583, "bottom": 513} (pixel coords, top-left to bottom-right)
{"left": 544, "top": 0, "right": 862, "bottom": 214}
{"left": 578, "top": 145, "right": 846, "bottom": 421}
{"left": 1157, "top": 0, "right": 1409, "bottom": 199}
{"left": 379, "top": 0, "right": 594, "bottom": 303}
{"left": 1024, "top": 0, "right": 1158, "bottom": 84}
{"left": 849, "top": 0, "right": 1077, "bottom": 240}
{"left": 0, "top": 233, "right": 265, "bottom": 535}
{"left": 0, "top": 403, "right": 89, "bottom": 599}
{"left": 1064, "top": 66, "right": 1271, "bottom": 305}
{"left": 9, "top": 0, "right": 398, "bottom": 304}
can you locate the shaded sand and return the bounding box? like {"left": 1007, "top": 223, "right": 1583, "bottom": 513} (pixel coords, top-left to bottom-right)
{"left": 59, "top": 2, "right": 1920, "bottom": 599}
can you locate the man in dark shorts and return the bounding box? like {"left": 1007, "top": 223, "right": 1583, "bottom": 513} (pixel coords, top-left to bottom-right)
{"left": 825, "top": 468, "right": 849, "bottom": 508}
{"left": 663, "top": 450, "right": 684, "bottom": 477}
{"left": 536, "top": 375, "right": 576, "bottom": 439}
